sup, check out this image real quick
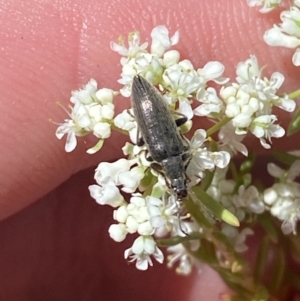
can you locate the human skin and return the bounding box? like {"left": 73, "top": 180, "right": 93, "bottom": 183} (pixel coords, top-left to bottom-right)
{"left": 0, "top": 0, "right": 299, "bottom": 300}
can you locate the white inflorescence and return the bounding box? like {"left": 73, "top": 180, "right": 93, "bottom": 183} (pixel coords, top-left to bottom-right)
{"left": 55, "top": 24, "right": 296, "bottom": 272}
{"left": 263, "top": 0, "right": 300, "bottom": 66}
{"left": 220, "top": 55, "right": 295, "bottom": 149}
{"left": 55, "top": 79, "right": 118, "bottom": 153}
{"left": 247, "top": 0, "right": 282, "bottom": 13}
{"left": 264, "top": 161, "right": 300, "bottom": 234}
{"left": 248, "top": 0, "right": 300, "bottom": 66}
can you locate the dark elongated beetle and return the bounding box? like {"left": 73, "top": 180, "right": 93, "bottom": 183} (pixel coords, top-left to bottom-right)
{"left": 131, "top": 75, "right": 190, "bottom": 201}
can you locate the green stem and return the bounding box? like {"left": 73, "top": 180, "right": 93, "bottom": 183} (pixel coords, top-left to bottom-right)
{"left": 156, "top": 232, "right": 204, "bottom": 247}
{"left": 288, "top": 88, "right": 300, "bottom": 99}
{"left": 206, "top": 117, "right": 232, "bottom": 137}
{"left": 111, "top": 124, "right": 130, "bottom": 136}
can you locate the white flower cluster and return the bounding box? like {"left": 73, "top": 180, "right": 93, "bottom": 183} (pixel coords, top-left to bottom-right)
{"left": 92, "top": 25, "right": 236, "bottom": 270}
{"left": 55, "top": 79, "right": 118, "bottom": 153}
{"left": 56, "top": 26, "right": 293, "bottom": 156}
{"left": 88, "top": 127, "right": 230, "bottom": 270}
{"left": 264, "top": 161, "right": 300, "bottom": 234}
{"left": 261, "top": 0, "right": 300, "bottom": 66}
{"left": 111, "top": 25, "right": 228, "bottom": 119}
{"left": 166, "top": 222, "right": 201, "bottom": 275}
{"left": 89, "top": 168, "right": 200, "bottom": 271}
{"left": 55, "top": 24, "right": 297, "bottom": 274}
{"left": 247, "top": 0, "right": 282, "bottom": 13}
{"left": 207, "top": 168, "right": 264, "bottom": 252}
{"left": 220, "top": 55, "right": 295, "bottom": 149}
{"left": 113, "top": 27, "right": 294, "bottom": 154}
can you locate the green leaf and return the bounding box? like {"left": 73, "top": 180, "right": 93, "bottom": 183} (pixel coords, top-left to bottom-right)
{"left": 184, "top": 195, "right": 213, "bottom": 228}
{"left": 273, "top": 150, "right": 300, "bottom": 166}
{"left": 257, "top": 214, "right": 278, "bottom": 243}
{"left": 213, "top": 230, "right": 238, "bottom": 253}
{"left": 287, "top": 108, "right": 300, "bottom": 136}
{"left": 212, "top": 268, "right": 255, "bottom": 299}
{"left": 253, "top": 237, "right": 269, "bottom": 284}
{"left": 193, "top": 239, "right": 218, "bottom": 264}
{"left": 191, "top": 187, "right": 240, "bottom": 227}
{"left": 268, "top": 247, "right": 285, "bottom": 294}
{"left": 200, "top": 170, "right": 215, "bottom": 192}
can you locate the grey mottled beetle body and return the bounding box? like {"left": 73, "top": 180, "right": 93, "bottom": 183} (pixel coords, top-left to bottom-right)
{"left": 131, "top": 75, "right": 190, "bottom": 200}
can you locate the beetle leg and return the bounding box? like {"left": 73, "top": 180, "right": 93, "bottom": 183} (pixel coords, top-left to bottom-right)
{"left": 136, "top": 135, "right": 145, "bottom": 147}
{"left": 150, "top": 162, "right": 164, "bottom": 172}
{"left": 178, "top": 215, "right": 189, "bottom": 236}
{"left": 175, "top": 116, "right": 188, "bottom": 127}
{"left": 146, "top": 154, "right": 153, "bottom": 162}
{"left": 126, "top": 109, "right": 145, "bottom": 147}
{"left": 126, "top": 109, "right": 134, "bottom": 118}
{"left": 181, "top": 152, "right": 192, "bottom": 183}
{"left": 150, "top": 162, "right": 172, "bottom": 188}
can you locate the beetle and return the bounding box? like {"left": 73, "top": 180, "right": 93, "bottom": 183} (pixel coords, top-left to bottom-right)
{"left": 131, "top": 75, "right": 190, "bottom": 201}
